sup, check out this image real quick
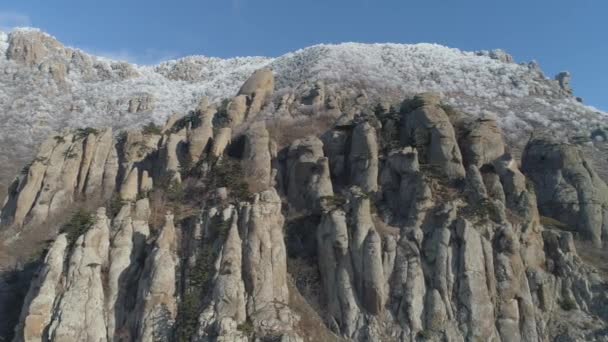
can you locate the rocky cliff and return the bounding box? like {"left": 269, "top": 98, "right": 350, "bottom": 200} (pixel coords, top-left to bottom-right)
{"left": 2, "top": 67, "right": 608, "bottom": 342}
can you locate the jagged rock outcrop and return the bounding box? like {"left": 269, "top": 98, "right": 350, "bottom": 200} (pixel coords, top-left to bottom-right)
{"left": 400, "top": 93, "right": 466, "bottom": 180}
{"left": 349, "top": 122, "right": 379, "bottom": 193}
{"left": 242, "top": 122, "right": 274, "bottom": 189}
{"left": 133, "top": 212, "right": 178, "bottom": 341}
{"left": 7, "top": 30, "right": 65, "bottom": 67}
{"left": 211, "top": 127, "right": 232, "bottom": 158}
{"left": 459, "top": 117, "right": 506, "bottom": 167}
{"left": 6, "top": 72, "right": 608, "bottom": 342}
{"left": 12, "top": 234, "right": 68, "bottom": 342}
{"left": 1, "top": 128, "right": 117, "bottom": 227}
{"left": 195, "top": 189, "right": 302, "bottom": 341}
{"left": 523, "top": 136, "right": 608, "bottom": 246}
{"left": 285, "top": 136, "right": 334, "bottom": 212}
{"left": 46, "top": 208, "right": 111, "bottom": 341}
{"left": 237, "top": 68, "right": 274, "bottom": 116}
{"left": 188, "top": 99, "right": 215, "bottom": 163}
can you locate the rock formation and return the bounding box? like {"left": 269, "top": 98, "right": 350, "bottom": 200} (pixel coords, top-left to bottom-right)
{"left": 523, "top": 136, "right": 608, "bottom": 246}
{"left": 5, "top": 70, "right": 608, "bottom": 342}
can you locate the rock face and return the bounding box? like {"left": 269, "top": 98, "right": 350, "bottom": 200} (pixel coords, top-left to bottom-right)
{"left": 523, "top": 136, "right": 608, "bottom": 246}
{"left": 285, "top": 136, "right": 334, "bottom": 212}
{"left": 242, "top": 122, "right": 274, "bottom": 189}
{"left": 237, "top": 68, "right": 274, "bottom": 116}
{"left": 401, "top": 93, "right": 466, "bottom": 180}
{"left": 12, "top": 234, "right": 68, "bottom": 342}
{"left": 1, "top": 128, "right": 117, "bottom": 227}
{"left": 7, "top": 74, "right": 608, "bottom": 342}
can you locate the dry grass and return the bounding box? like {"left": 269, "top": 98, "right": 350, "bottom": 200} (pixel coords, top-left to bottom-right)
{"left": 287, "top": 277, "right": 345, "bottom": 342}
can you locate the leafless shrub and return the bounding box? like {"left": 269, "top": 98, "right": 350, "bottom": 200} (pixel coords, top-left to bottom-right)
{"left": 266, "top": 114, "right": 336, "bottom": 149}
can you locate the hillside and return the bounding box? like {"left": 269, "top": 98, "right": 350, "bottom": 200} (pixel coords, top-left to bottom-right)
{"left": 1, "top": 28, "right": 608, "bottom": 342}
{"left": 0, "top": 28, "right": 606, "bottom": 198}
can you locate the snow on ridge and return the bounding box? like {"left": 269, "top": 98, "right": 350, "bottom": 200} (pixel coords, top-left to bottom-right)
{"left": 0, "top": 28, "right": 606, "bottom": 190}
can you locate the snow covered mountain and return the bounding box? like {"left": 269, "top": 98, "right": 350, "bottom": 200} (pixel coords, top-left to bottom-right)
{"left": 0, "top": 27, "right": 605, "bottom": 197}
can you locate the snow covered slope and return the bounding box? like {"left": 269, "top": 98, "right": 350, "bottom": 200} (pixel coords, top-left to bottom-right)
{"left": 0, "top": 28, "right": 606, "bottom": 196}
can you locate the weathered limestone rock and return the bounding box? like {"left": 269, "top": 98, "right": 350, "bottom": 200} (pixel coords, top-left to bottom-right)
{"left": 102, "top": 145, "right": 119, "bottom": 197}
{"left": 401, "top": 93, "right": 465, "bottom": 180}
{"left": 134, "top": 212, "right": 178, "bottom": 341}
{"left": 456, "top": 219, "right": 498, "bottom": 341}
{"left": 27, "top": 134, "right": 75, "bottom": 225}
{"left": 242, "top": 189, "right": 291, "bottom": 329}
{"left": 161, "top": 132, "right": 186, "bottom": 183}
{"left": 197, "top": 214, "right": 248, "bottom": 340}
{"left": 106, "top": 215, "right": 134, "bottom": 340}
{"left": 242, "top": 122, "right": 273, "bottom": 189}
{"left": 322, "top": 129, "right": 349, "bottom": 180}
{"left": 460, "top": 118, "right": 505, "bottom": 167}
{"left": 286, "top": 136, "right": 334, "bottom": 212}
{"left": 361, "top": 229, "right": 385, "bottom": 314}
{"left": 522, "top": 136, "right": 608, "bottom": 246}
{"left": 162, "top": 112, "right": 183, "bottom": 133}
{"left": 13, "top": 234, "right": 68, "bottom": 342}
{"left": 465, "top": 164, "right": 488, "bottom": 202}
{"left": 393, "top": 230, "right": 426, "bottom": 337}
{"left": 226, "top": 95, "right": 248, "bottom": 127}
{"left": 493, "top": 225, "right": 539, "bottom": 342}
{"left": 349, "top": 122, "right": 379, "bottom": 193}
{"left": 84, "top": 128, "right": 114, "bottom": 196}
{"left": 3, "top": 136, "right": 56, "bottom": 226}
{"left": 237, "top": 68, "right": 274, "bottom": 115}
{"left": 211, "top": 127, "right": 232, "bottom": 157}
{"left": 120, "top": 166, "right": 139, "bottom": 201}
{"left": 77, "top": 132, "right": 98, "bottom": 193}
{"left": 317, "top": 209, "right": 362, "bottom": 337}
{"left": 7, "top": 30, "right": 65, "bottom": 66}
{"left": 380, "top": 147, "right": 432, "bottom": 219}
{"left": 121, "top": 131, "right": 161, "bottom": 166}
{"left": 188, "top": 107, "right": 214, "bottom": 163}
{"left": 47, "top": 208, "right": 111, "bottom": 342}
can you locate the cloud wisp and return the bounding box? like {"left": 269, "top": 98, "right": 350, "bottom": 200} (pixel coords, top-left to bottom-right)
{"left": 0, "top": 11, "right": 31, "bottom": 31}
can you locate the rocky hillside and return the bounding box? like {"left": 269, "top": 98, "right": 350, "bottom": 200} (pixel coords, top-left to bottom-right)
{"left": 1, "top": 28, "right": 607, "bottom": 200}
{"left": 2, "top": 64, "right": 608, "bottom": 341}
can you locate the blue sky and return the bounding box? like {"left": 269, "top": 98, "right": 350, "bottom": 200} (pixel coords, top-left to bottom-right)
{"left": 1, "top": 0, "right": 606, "bottom": 110}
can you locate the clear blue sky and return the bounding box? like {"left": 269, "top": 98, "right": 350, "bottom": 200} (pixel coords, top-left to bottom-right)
{"left": 1, "top": 0, "right": 606, "bottom": 110}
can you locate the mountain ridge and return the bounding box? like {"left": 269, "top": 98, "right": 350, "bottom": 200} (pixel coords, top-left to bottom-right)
{"left": 0, "top": 27, "right": 606, "bottom": 198}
